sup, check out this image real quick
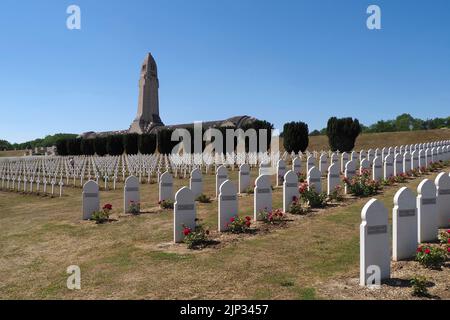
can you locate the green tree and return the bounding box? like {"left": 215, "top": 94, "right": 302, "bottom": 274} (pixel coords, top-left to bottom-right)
{"left": 66, "top": 138, "right": 82, "bottom": 155}
{"left": 55, "top": 139, "right": 68, "bottom": 156}
{"left": 123, "top": 134, "right": 139, "bottom": 154}
{"left": 157, "top": 128, "right": 178, "bottom": 154}
{"left": 94, "top": 137, "right": 107, "bottom": 156}
{"left": 283, "top": 121, "right": 309, "bottom": 153}
{"left": 106, "top": 135, "right": 124, "bottom": 155}
{"left": 326, "top": 117, "right": 362, "bottom": 152}
{"left": 138, "top": 134, "right": 157, "bottom": 154}
{"left": 80, "top": 139, "right": 95, "bottom": 155}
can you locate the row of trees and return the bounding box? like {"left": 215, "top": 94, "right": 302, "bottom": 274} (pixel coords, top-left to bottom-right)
{"left": 56, "top": 120, "right": 275, "bottom": 156}
{"left": 309, "top": 114, "right": 450, "bottom": 136}
{"left": 283, "top": 117, "right": 362, "bottom": 153}
{"left": 57, "top": 134, "right": 157, "bottom": 156}
{"left": 0, "top": 133, "right": 78, "bottom": 151}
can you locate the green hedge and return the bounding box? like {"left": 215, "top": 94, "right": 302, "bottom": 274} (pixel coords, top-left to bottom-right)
{"left": 326, "top": 117, "right": 362, "bottom": 152}
{"left": 283, "top": 121, "right": 309, "bottom": 153}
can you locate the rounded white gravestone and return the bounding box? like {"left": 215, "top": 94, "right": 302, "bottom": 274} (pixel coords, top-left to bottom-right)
{"left": 360, "top": 198, "right": 390, "bottom": 286}
{"left": 283, "top": 170, "right": 299, "bottom": 213}
{"left": 319, "top": 154, "right": 328, "bottom": 175}
{"left": 277, "top": 159, "right": 286, "bottom": 187}
{"left": 159, "top": 171, "right": 174, "bottom": 202}
{"left": 82, "top": 180, "right": 100, "bottom": 220}
{"left": 435, "top": 172, "right": 450, "bottom": 228}
{"left": 327, "top": 162, "right": 340, "bottom": 196}
{"left": 174, "top": 187, "right": 196, "bottom": 243}
{"left": 124, "top": 175, "right": 140, "bottom": 213}
{"left": 190, "top": 168, "right": 203, "bottom": 199}
{"left": 238, "top": 163, "right": 250, "bottom": 194}
{"left": 307, "top": 167, "right": 322, "bottom": 193}
{"left": 306, "top": 156, "right": 316, "bottom": 175}
{"left": 393, "top": 187, "right": 418, "bottom": 261}
{"left": 216, "top": 165, "right": 228, "bottom": 198}
{"left": 372, "top": 156, "right": 383, "bottom": 181}
{"left": 254, "top": 174, "right": 272, "bottom": 221}
{"left": 383, "top": 154, "right": 394, "bottom": 180}
{"left": 218, "top": 180, "right": 238, "bottom": 232}
{"left": 359, "top": 158, "right": 370, "bottom": 174}
{"left": 394, "top": 153, "right": 403, "bottom": 176}
{"left": 292, "top": 157, "right": 301, "bottom": 175}
{"left": 417, "top": 179, "right": 438, "bottom": 243}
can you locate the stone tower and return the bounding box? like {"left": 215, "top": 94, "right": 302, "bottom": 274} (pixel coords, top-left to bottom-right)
{"left": 129, "top": 53, "right": 164, "bottom": 133}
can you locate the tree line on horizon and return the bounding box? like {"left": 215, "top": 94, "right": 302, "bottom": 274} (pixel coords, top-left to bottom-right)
{"left": 309, "top": 113, "right": 450, "bottom": 136}
{"left": 1, "top": 114, "right": 448, "bottom": 153}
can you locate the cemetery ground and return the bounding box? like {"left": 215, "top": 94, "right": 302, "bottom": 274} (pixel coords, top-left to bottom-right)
{"left": 0, "top": 164, "right": 449, "bottom": 300}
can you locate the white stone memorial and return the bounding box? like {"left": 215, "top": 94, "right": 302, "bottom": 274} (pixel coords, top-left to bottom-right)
{"left": 392, "top": 187, "right": 418, "bottom": 261}
{"left": 417, "top": 179, "right": 438, "bottom": 243}
{"left": 124, "top": 175, "right": 140, "bottom": 213}
{"left": 190, "top": 168, "right": 203, "bottom": 198}
{"left": 218, "top": 180, "right": 238, "bottom": 231}
{"left": 159, "top": 171, "right": 174, "bottom": 202}
{"left": 360, "top": 199, "right": 390, "bottom": 286}
{"left": 174, "top": 187, "right": 196, "bottom": 243}
{"left": 82, "top": 180, "right": 100, "bottom": 220}
{"left": 254, "top": 174, "right": 272, "bottom": 221}
{"left": 283, "top": 170, "right": 299, "bottom": 213}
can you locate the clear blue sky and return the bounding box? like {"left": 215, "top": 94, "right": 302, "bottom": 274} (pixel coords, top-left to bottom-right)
{"left": 1, "top": 0, "right": 450, "bottom": 143}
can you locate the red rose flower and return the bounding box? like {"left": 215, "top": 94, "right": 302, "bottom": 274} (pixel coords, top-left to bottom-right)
{"left": 245, "top": 216, "right": 251, "bottom": 221}
{"left": 183, "top": 228, "right": 191, "bottom": 236}
{"left": 416, "top": 247, "right": 422, "bottom": 253}
{"left": 424, "top": 248, "right": 431, "bottom": 254}
{"left": 245, "top": 221, "right": 251, "bottom": 227}
{"left": 230, "top": 217, "right": 235, "bottom": 223}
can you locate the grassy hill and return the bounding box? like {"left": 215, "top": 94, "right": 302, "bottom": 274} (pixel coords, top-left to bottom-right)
{"left": 0, "top": 150, "right": 26, "bottom": 158}
{"left": 301, "top": 128, "right": 450, "bottom": 152}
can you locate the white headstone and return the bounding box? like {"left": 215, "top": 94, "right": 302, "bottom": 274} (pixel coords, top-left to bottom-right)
{"left": 383, "top": 154, "right": 394, "bottom": 180}
{"left": 292, "top": 157, "right": 301, "bottom": 175}
{"left": 307, "top": 166, "right": 322, "bottom": 193}
{"left": 283, "top": 170, "right": 299, "bottom": 213}
{"left": 216, "top": 165, "right": 228, "bottom": 198}
{"left": 277, "top": 159, "right": 286, "bottom": 187}
{"left": 341, "top": 152, "right": 349, "bottom": 173}
{"left": 190, "top": 168, "right": 203, "bottom": 198}
{"left": 159, "top": 171, "right": 174, "bottom": 202}
{"left": 319, "top": 154, "right": 328, "bottom": 175}
{"left": 327, "top": 162, "right": 340, "bottom": 196}
{"left": 417, "top": 179, "right": 438, "bottom": 243}
{"left": 393, "top": 187, "right": 418, "bottom": 261}
{"left": 403, "top": 152, "right": 411, "bottom": 173}
{"left": 254, "top": 174, "right": 272, "bottom": 221}
{"left": 360, "top": 158, "right": 370, "bottom": 174}
{"left": 82, "top": 180, "right": 100, "bottom": 220}
{"left": 435, "top": 172, "right": 450, "bottom": 228}
{"left": 218, "top": 180, "right": 238, "bottom": 232}
{"left": 124, "top": 176, "right": 140, "bottom": 213}
{"left": 306, "top": 156, "right": 316, "bottom": 176}
{"left": 360, "top": 199, "right": 390, "bottom": 286}
{"left": 174, "top": 187, "right": 196, "bottom": 243}
{"left": 372, "top": 156, "right": 383, "bottom": 181}
{"left": 394, "top": 153, "right": 403, "bottom": 176}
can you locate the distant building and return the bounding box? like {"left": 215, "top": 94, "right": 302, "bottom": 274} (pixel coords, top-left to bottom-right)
{"left": 80, "top": 53, "right": 258, "bottom": 139}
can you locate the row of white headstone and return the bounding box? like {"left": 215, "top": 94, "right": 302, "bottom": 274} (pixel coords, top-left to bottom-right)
{"left": 360, "top": 172, "right": 450, "bottom": 286}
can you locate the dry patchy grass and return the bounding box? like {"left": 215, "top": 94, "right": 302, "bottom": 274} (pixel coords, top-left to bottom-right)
{"left": 0, "top": 162, "right": 449, "bottom": 300}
